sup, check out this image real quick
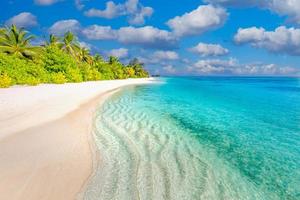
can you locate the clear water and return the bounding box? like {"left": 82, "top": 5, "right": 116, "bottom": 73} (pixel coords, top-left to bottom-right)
{"left": 84, "top": 77, "right": 300, "bottom": 200}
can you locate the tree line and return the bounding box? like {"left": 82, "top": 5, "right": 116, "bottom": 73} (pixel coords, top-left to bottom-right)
{"left": 0, "top": 25, "right": 149, "bottom": 88}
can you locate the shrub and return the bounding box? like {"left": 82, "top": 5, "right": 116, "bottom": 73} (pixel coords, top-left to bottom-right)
{"left": 0, "top": 73, "right": 12, "bottom": 88}
{"left": 51, "top": 72, "right": 66, "bottom": 84}
{"left": 65, "top": 67, "right": 83, "bottom": 82}
{"left": 80, "top": 64, "right": 102, "bottom": 81}
{"left": 94, "top": 62, "right": 114, "bottom": 80}
{"left": 25, "top": 77, "right": 40, "bottom": 86}
{"left": 42, "top": 46, "right": 76, "bottom": 73}
{"left": 0, "top": 53, "right": 47, "bottom": 85}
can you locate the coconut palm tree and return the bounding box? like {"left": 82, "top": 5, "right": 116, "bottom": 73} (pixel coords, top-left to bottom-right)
{"left": 109, "top": 56, "right": 120, "bottom": 64}
{"left": 93, "top": 54, "right": 104, "bottom": 63}
{"left": 0, "top": 27, "right": 5, "bottom": 35}
{"left": 46, "top": 34, "right": 62, "bottom": 48}
{"left": 61, "top": 31, "right": 80, "bottom": 58}
{"left": 77, "top": 47, "right": 93, "bottom": 64}
{"left": 0, "top": 24, "right": 41, "bottom": 58}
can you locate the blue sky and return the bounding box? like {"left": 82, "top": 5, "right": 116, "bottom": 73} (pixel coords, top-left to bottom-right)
{"left": 1, "top": 0, "right": 300, "bottom": 76}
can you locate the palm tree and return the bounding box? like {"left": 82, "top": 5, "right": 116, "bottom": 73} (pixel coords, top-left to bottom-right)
{"left": 61, "top": 31, "right": 80, "bottom": 58}
{"left": 77, "top": 47, "right": 93, "bottom": 64}
{"left": 109, "top": 56, "right": 120, "bottom": 64}
{"left": 0, "top": 24, "right": 41, "bottom": 58}
{"left": 46, "top": 34, "right": 62, "bottom": 48}
{"left": 0, "top": 27, "right": 5, "bottom": 35}
{"left": 93, "top": 54, "right": 104, "bottom": 63}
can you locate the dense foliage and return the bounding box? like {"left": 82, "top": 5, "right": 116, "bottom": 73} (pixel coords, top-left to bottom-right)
{"left": 0, "top": 25, "right": 149, "bottom": 88}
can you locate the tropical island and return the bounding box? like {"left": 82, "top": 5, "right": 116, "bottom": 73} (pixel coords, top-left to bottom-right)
{"left": 0, "top": 25, "right": 149, "bottom": 88}
{"left": 0, "top": 24, "right": 154, "bottom": 199}
{"left": 1, "top": 0, "right": 299, "bottom": 199}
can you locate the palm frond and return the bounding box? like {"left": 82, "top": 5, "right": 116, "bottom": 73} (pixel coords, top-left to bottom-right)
{"left": 0, "top": 24, "right": 37, "bottom": 58}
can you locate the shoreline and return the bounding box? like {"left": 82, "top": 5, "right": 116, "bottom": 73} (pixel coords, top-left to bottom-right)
{"left": 0, "top": 78, "right": 155, "bottom": 200}
{"left": 77, "top": 88, "right": 121, "bottom": 200}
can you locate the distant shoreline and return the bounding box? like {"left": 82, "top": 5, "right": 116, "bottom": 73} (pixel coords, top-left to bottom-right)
{"left": 0, "top": 78, "right": 155, "bottom": 200}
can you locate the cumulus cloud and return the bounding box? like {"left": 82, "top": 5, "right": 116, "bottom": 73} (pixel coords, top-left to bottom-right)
{"left": 81, "top": 26, "right": 176, "bottom": 48}
{"left": 234, "top": 26, "right": 300, "bottom": 56}
{"left": 108, "top": 48, "right": 129, "bottom": 59}
{"left": 49, "top": 19, "right": 177, "bottom": 49}
{"left": 84, "top": 0, "right": 153, "bottom": 25}
{"left": 163, "top": 65, "right": 177, "bottom": 74}
{"left": 140, "top": 50, "right": 179, "bottom": 64}
{"left": 128, "top": 6, "right": 153, "bottom": 25}
{"left": 116, "top": 26, "right": 177, "bottom": 49}
{"left": 189, "top": 42, "right": 229, "bottom": 56}
{"left": 188, "top": 58, "right": 299, "bottom": 75}
{"left": 34, "top": 0, "right": 61, "bottom": 5}
{"left": 82, "top": 25, "right": 117, "bottom": 40}
{"left": 152, "top": 51, "right": 179, "bottom": 60}
{"left": 75, "top": 0, "right": 85, "bottom": 10}
{"left": 6, "top": 12, "right": 38, "bottom": 28}
{"left": 78, "top": 41, "right": 92, "bottom": 50}
{"left": 269, "top": 0, "right": 300, "bottom": 24}
{"left": 48, "top": 19, "right": 81, "bottom": 35}
{"left": 167, "top": 5, "right": 228, "bottom": 37}
{"left": 205, "top": 0, "right": 300, "bottom": 24}
{"left": 85, "top": 1, "right": 122, "bottom": 19}
{"left": 190, "top": 58, "right": 237, "bottom": 73}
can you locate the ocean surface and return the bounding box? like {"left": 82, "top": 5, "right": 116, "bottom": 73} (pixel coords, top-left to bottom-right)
{"left": 84, "top": 77, "right": 300, "bottom": 200}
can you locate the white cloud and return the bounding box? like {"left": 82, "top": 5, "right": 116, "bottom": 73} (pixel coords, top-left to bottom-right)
{"left": 167, "top": 5, "right": 228, "bottom": 37}
{"left": 81, "top": 25, "right": 176, "bottom": 49}
{"left": 128, "top": 6, "right": 153, "bottom": 25}
{"left": 163, "top": 65, "right": 177, "bottom": 74}
{"left": 268, "top": 0, "right": 300, "bottom": 24}
{"left": 152, "top": 51, "right": 179, "bottom": 60}
{"left": 125, "top": 0, "right": 138, "bottom": 13}
{"left": 117, "top": 26, "right": 177, "bottom": 49}
{"left": 188, "top": 58, "right": 299, "bottom": 75}
{"left": 108, "top": 48, "right": 129, "bottom": 59}
{"left": 191, "top": 58, "right": 237, "bottom": 73}
{"left": 6, "top": 12, "right": 38, "bottom": 28}
{"left": 205, "top": 0, "right": 300, "bottom": 24}
{"left": 48, "top": 19, "right": 81, "bottom": 35}
{"left": 234, "top": 26, "right": 300, "bottom": 56}
{"left": 34, "top": 0, "right": 61, "bottom": 5}
{"left": 189, "top": 42, "right": 229, "bottom": 56}
{"left": 49, "top": 20, "right": 177, "bottom": 49}
{"left": 78, "top": 41, "right": 92, "bottom": 50}
{"left": 75, "top": 0, "right": 85, "bottom": 10}
{"left": 137, "top": 50, "right": 179, "bottom": 68}
{"left": 82, "top": 25, "right": 117, "bottom": 40}
{"left": 84, "top": 0, "right": 153, "bottom": 25}
{"left": 85, "top": 1, "right": 122, "bottom": 19}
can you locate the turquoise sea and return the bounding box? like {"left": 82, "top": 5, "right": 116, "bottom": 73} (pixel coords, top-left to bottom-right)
{"left": 84, "top": 77, "right": 300, "bottom": 200}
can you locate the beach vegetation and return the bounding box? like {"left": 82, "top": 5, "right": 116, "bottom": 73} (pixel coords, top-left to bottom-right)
{"left": 0, "top": 72, "right": 12, "bottom": 88}
{"left": 51, "top": 72, "right": 67, "bottom": 84}
{"left": 0, "top": 25, "right": 41, "bottom": 58}
{"left": 0, "top": 25, "right": 149, "bottom": 88}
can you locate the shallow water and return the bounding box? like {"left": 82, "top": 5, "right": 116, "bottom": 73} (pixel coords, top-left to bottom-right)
{"left": 84, "top": 77, "right": 300, "bottom": 200}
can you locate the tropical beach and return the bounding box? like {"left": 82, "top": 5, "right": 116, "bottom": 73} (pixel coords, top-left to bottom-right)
{"left": 1, "top": 0, "right": 300, "bottom": 200}
{"left": 0, "top": 78, "right": 154, "bottom": 200}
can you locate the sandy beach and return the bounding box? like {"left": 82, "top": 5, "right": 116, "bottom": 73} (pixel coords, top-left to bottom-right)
{"left": 0, "top": 78, "right": 154, "bottom": 200}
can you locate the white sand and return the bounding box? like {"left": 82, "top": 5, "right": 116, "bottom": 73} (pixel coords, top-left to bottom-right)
{"left": 0, "top": 78, "right": 154, "bottom": 200}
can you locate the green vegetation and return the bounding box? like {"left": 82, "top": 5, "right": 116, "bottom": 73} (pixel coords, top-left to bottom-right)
{"left": 0, "top": 25, "right": 149, "bottom": 88}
